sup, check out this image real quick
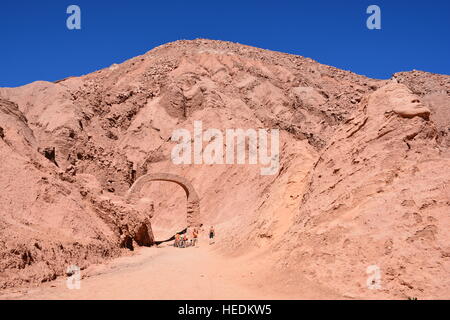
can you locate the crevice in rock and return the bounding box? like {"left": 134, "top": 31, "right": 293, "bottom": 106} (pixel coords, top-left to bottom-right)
{"left": 134, "top": 224, "right": 153, "bottom": 246}
{"left": 120, "top": 235, "right": 134, "bottom": 251}
{"left": 42, "top": 147, "right": 59, "bottom": 167}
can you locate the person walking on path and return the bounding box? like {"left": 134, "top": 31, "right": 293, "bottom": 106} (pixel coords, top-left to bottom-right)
{"left": 174, "top": 233, "right": 180, "bottom": 247}
{"left": 192, "top": 228, "right": 199, "bottom": 247}
{"left": 209, "top": 226, "right": 215, "bottom": 245}
{"left": 183, "top": 233, "right": 189, "bottom": 248}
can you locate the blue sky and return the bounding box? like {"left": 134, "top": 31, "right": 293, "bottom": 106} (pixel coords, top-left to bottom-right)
{"left": 1, "top": 0, "right": 449, "bottom": 87}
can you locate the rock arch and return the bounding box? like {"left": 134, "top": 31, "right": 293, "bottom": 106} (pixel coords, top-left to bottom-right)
{"left": 126, "top": 173, "right": 200, "bottom": 227}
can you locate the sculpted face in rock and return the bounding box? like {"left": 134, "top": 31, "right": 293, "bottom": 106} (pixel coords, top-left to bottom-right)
{"left": 388, "top": 84, "right": 431, "bottom": 120}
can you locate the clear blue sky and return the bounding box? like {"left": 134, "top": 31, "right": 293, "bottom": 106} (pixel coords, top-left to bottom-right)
{"left": 1, "top": 0, "right": 449, "bottom": 87}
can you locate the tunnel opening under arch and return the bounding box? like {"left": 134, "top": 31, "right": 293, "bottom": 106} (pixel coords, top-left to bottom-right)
{"left": 125, "top": 173, "right": 201, "bottom": 243}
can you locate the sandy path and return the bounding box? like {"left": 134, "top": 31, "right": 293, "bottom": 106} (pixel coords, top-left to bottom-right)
{"left": 1, "top": 241, "right": 341, "bottom": 300}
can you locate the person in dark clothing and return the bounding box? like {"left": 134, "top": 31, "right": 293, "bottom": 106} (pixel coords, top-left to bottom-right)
{"left": 209, "top": 226, "right": 215, "bottom": 245}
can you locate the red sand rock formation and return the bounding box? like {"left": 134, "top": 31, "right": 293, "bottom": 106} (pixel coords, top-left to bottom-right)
{"left": 126, "top": 173, "right": 201, "bottom": 227}
{"left": 0, "top": 39, "right": 449, "bottom": 298}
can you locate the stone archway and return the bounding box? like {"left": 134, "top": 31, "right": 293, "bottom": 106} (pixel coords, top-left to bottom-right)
{"left": 125, "top": 173, "right": 200, "bottom": 227}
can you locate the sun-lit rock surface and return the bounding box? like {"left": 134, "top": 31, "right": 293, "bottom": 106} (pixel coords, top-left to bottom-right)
{"left": 0, "top": 39, "right": 449, "bottom": 298}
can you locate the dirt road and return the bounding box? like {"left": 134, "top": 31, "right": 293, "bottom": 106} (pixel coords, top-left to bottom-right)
{"left": 0, "top": 241, "right": 341, "bottom": 300}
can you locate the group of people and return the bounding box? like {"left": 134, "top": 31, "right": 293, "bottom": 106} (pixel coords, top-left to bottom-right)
{"left": 173, "top": 226, "right": 215, "bottom": 248}
{"left": 174, "top": 229, "right": 198, "bottom": 248}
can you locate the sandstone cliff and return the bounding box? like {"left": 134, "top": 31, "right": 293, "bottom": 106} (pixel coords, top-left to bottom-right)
{"left": 0, "top": 39, "right": 448, "bottom": 298}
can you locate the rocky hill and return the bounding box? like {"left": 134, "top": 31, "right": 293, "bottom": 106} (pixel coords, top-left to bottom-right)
{"left": 0, "top": 39, "right": 448, "bottom": 298}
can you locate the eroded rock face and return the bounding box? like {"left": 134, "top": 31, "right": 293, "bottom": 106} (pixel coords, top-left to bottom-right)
{"left": 0, "top": 100, "right": 154, "bottom": 288}
{"left": 0, "top": 39, "right": 449, "bottom": 298}
{"left": 274, "top": 82, "right": 449, "bottom": 299}
{"left": 90, "top": 198, "right": 154, "bottom": 250}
